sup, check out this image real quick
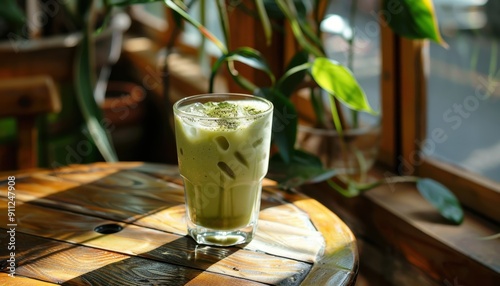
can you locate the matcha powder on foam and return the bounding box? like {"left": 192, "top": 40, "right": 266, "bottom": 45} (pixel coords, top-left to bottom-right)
{"left": 184, "top": 101, "right": 268, "bottom": 130}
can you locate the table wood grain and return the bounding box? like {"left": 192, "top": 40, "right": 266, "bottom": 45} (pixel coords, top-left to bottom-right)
{"left": 0, "top": 162, "right": 358, "bottom": 285}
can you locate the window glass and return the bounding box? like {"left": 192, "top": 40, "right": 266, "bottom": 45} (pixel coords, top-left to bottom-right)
{"left": 322, "top": 0, "right": 381, "bottom": 127}
{"left": 425, "top": 0, "right": 500, "bottom": 182}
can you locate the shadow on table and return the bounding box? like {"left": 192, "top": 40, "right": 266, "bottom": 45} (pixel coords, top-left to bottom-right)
{"left": 0, "top": 228, "right": 248, "bottom": 285}
{"left": 0, "top": 164, "right": 289, "bottom": 285}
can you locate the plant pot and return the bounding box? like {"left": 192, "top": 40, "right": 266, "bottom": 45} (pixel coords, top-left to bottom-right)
{"left": 297, "top": 123, "right": 381, "bottom": 183}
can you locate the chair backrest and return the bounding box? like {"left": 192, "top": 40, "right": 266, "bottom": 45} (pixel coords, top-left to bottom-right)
{"left": 0, "top": 76, "right": 61, "bottom": 170}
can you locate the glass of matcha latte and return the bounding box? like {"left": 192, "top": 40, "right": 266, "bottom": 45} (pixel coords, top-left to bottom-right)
{"left": 173, "top": 93, "right": 273, "bottom": 246}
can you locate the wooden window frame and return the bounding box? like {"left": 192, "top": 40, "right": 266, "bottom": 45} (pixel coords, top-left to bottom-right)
{"left": 397, "top": 38, "right": 500, "bottom": 223}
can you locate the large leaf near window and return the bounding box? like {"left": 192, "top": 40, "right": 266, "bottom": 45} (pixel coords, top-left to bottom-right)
{"left": 383, "top": 0, "right": 445, "bottom": 46}
{"left": 311, "top": 57, "right": 376, "bottom": 114}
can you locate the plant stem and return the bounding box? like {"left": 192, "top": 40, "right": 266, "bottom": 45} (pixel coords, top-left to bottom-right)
{"left": 329, "top": 93, "right": 343, "bottom": 137}
{"left": 348, "top": 0, "right": 359, "bottom": 129}
{"left": 310, "top": 87, "right": 326, "bottom": 127}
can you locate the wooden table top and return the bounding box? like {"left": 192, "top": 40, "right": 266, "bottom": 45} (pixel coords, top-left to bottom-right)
{"left": 0, "top": 162, "right": 358, "bottom": 285}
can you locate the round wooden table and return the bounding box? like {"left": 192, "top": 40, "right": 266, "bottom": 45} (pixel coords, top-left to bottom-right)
{"left": 0, "top": 162, "right": 358, "bottom": 285}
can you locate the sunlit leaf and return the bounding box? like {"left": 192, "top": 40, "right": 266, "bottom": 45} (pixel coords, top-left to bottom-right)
{"left": 383, "top": 0, "right": 446, "bottom": 46}
{"left": 256, "top": 88, "right": 297, "bottom": 163}
{"left": 209, "top": 47, "right": 275, "bottom": 92}
{"left": 312, "top": 57, "right": 376, "bottom": 114}
{"left": 417, "top": 178, "right": 464, "bottom": 225}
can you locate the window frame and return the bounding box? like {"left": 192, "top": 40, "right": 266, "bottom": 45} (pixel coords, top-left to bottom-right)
{"left": 395, "top": 38, "right": 500, "bottom": 223}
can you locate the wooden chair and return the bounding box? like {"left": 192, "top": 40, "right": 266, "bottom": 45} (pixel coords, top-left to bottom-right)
{"left": 0, "top": 76, "right": 61, "bottom": 170}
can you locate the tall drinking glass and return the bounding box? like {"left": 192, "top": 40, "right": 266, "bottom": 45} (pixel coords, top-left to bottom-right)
{"left": 173, "top": 93, "right": 273, "bottom": 246}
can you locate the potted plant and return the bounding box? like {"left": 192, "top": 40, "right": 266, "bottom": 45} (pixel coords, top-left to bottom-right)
{"left": 146, "top": 0, "right": 462, "bottom": 224}
{"left": 0, "top": 0, "right": 131, "bottom": 167}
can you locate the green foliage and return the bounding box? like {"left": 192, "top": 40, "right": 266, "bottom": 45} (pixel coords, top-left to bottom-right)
{"left": 329, "top": 176, "right": 464, "bottom": 224}
{"left": 74, "top": 1, "right": 118, "bottom": 162}
{"left": 383, "top": 0, "right": 446, "bottom": 46}
{"left": 115, "top": 0, "right": 462, "bottom": 225}
{"left": 268, "top": 150, "right": 337, "bottom": 188}
{"left": 1, "top": 0, "right": 25, "bottom": 32}
{"left": 209, "top": 47, "right": 275, "bottom": 93}
{"left": 275, "top": 50, "right": 309, "bottom": 98}
{"left": 417, "top": 178, "right": 464, "bottom": 224}
{"left": 311, "top": 58, "right": 376, "bottom": 115}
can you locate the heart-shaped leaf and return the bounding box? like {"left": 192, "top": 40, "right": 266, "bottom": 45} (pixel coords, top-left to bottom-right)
{"left": 312, "top": 57, "right": 376, "bottom": 114}
{"left": 416, "top": 178, "right": 464, "bottom": 225}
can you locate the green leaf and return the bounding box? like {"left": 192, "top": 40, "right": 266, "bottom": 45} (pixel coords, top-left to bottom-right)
{"left": 383, "top": 0, "right": 446, "bottom": 46}
{"left": 75, "top": 13, "right": 118, "bottom": 163}
{"left": 256, "top": 88, "right": 297, "bottom": 163}
{"left": 292, "top": 0, "right": 324, "bottom": 51}
{"left": 164, "top": 0, "right": 228, "bottom": 54}
{"left": 416, "top": 178, "right": 464, "bottom": 225}
{"left": 215, "top": 0, "right": 230, "bottom": 46}
{"left": 312, "top": 57, "right": 376, "bottom": 114}
{"left": 263, "top": 0, "right": 286, "bottom": 19}
{"left": 289, "top": 149, "right": 322, "bottom": 167}
{"left": 276, "top": 0, "right": 324, "bottom": 57}
{"left": 256, "top": 0, "right": 273, "bottom": 45}
{"left": 327, "top": 179, "right": 360, "bottom": 198}
{"left": 268, "top": 150, "right": 336, "bottom": 188}
{"left": 276, "top": 50, "right": 310, "bottom": 97}
{"left": 209, "top": 47, "right": 275, "bottom": 92}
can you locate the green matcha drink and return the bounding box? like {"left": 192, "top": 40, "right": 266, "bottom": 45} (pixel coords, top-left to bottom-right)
{"left": 173, "top": 93, "right": 273, "bottom": 246}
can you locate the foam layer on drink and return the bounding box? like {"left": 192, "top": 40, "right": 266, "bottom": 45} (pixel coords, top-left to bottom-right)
{"left": 178, "top": 100, "right": 270, "bottom": 131}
